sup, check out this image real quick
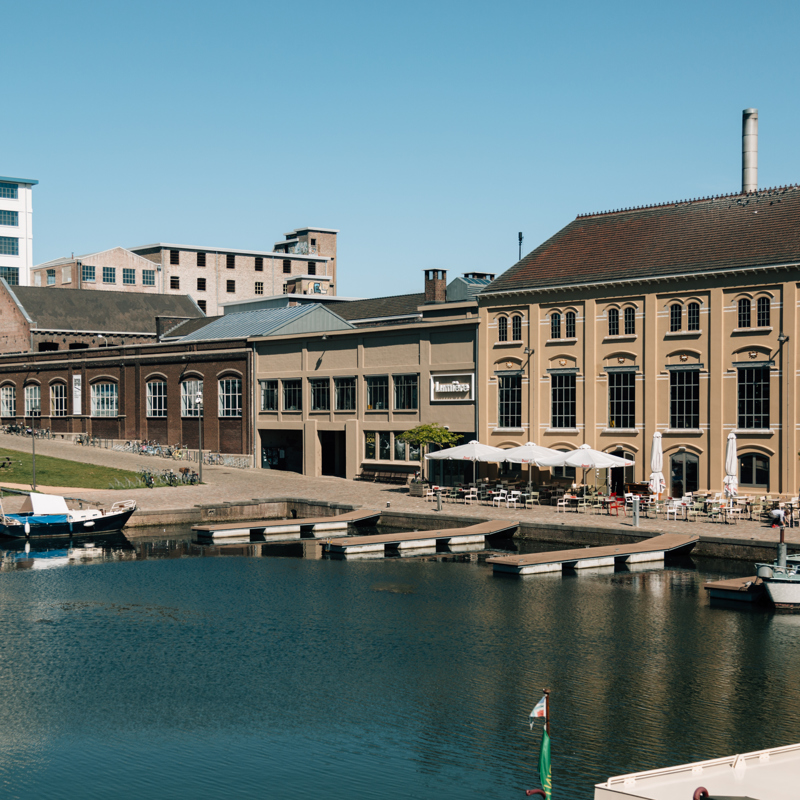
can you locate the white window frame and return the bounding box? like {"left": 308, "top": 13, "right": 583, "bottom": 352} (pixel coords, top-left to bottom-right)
{"left": 24, "top": 384, "right": 41, "bottom": 416}
{"left": 51, "top": 383, "right": 68, "bottom": 416}
{"left": 90, "top": 382, "right": 118, "bottom": 417}
{"left": 146, "top": 380, "right": 167, "bottom": 418}
{"left": 181, "top": 379, "right": 203, "bottom": 417}
{"left": 1, "top": 385, "right": 16, "bottom": 417}
{"left": 218, "top": 378, "right": 242, "bottom": 418}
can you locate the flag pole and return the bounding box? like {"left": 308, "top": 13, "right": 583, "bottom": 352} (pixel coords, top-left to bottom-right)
{"left": 544, "top": 688, "right": 550, "bottom": 736}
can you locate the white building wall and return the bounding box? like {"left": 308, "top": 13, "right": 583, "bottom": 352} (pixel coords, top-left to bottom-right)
{"left": 0, "top": 177, "right": 36, "bottom": 286}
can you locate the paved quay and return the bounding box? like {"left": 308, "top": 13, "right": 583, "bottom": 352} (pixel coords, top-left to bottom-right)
{"left": 0, "top": 432, "right": 796, "bottom": 555}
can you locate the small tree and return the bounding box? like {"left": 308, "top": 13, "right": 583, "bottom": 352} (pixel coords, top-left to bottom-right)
{"left": 397, "top": 424, "right": 460, "bottom": 479}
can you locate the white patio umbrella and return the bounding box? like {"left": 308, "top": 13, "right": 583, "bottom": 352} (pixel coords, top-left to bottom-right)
{"left": 497, "top": 441, "right": 561, "bottom": 488}
{"left": 535, "top": 444, "right": 635, "bottom": 493}
{"left": 723, "top": 431, "right": 738, "bottom": 497}
{"left": 425, "top": 439, "right": 505, "bottom": 483}
{"left": 648, "top": 432, "right": 666, "bottom": 497}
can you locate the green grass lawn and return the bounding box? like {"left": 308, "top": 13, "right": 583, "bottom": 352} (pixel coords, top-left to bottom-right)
{"left": 0, "top": 447, "right": 143, "bottom": 490}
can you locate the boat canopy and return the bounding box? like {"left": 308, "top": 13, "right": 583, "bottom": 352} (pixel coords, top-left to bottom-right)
{"left": 19, "top": 493, "right": 70, "bottom": 515}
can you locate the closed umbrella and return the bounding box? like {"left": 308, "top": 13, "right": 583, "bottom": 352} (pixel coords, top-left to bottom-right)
{"left": 425, "top": 440, "right": 506, "bottom": 484}
{"left": 498, "top": 441, "right": 561, "bottom": 489}
{"left": 723, "top": 432, "right": 738, "bottom": 497}
{"left": 648, "top": 432, "right": 666, "bottom": 497}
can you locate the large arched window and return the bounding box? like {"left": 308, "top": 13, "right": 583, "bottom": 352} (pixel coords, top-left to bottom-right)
{"left": 670, "top": 304, "right": 682, "bottom": 332}
{"left": 687, "top": 302, "right": 700, "bottom": 331}
{"left": 608, "top": 308, "right": 619, "bottom": 336}
{"left": 181, "top": 379, "right": 204, "bottom": 417}
{"left": 738, "top": 298, "right": 751, "bottom": 328}
{"left": 550, "top": 313, "right": 561, "bottom": 340}
{"left": 624, "top": 307, "right": 635, "bottom": 335}
{"left": 219, "top": 377, "right": 243, "bottom": 418}
{"left": 739, "top": 453, "right": 769, "bottom": 490}
{"left": 146, "top": 380, "right": 167, "bottom": 418}
{"left": 0, "top": 385, "right": 16, "bottom": 418}
{"left": 565, "top": 311, "right": 576, "bottom": 338}
{"left": 670, "top": 451, "right": 698, "bottom": 498}
{"left": 90, "top": 382, "right": 118, "bottom": 417}
{"left": 50, "top": 382, "right": 68, "bottom": 417}
{"left": 497, "top": 316, "right": 508, "bottom": 342}
{"left": 757, "top": 296, "right": 770, "bottom": 327}
{"left": 511, "top": 315, "right": 522, "bottom": 341}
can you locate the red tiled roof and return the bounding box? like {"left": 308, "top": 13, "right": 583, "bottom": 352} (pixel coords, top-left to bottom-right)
{"left": 487, "top": 185, "right": 800, "bottom": 294}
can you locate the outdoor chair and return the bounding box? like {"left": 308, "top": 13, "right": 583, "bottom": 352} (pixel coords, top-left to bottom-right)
{"left": 507, "top": 490, "right": 521, "bottom": 509}
{"left": 706, "top": 502, "right": 723, "bottom": 523}
{"left": 462, "top": 487, "right": 478, "bottom": 505}
{"left": 492, "top": 490, "right": 508, "bottom": 507}
{"left": 525, "top": 492, "right": 540, "bottom": 509}
{"left": 423, "top": 485, "right": 437, "bottom": 501}
{"left": 685, "top": 500, "right": 705, "bottom": 521}
{"left": 555, "top": 496, "right": 569, "bottom": 513}
{"left": 665, "top": 501, "right": 681, "bottom": 521}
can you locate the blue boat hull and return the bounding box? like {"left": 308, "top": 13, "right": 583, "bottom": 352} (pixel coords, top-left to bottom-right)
{"left": 0, "top": 506, "right": 136, "bottom": 539}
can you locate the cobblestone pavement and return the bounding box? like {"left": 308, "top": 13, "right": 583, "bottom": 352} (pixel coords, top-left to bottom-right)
{"left": 0, "top": 432, "right": 795, "bottom": 547}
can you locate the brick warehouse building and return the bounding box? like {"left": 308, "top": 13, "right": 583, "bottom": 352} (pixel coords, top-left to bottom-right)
{"left": 0, "top": 339, "right": 252, "bottom": 453}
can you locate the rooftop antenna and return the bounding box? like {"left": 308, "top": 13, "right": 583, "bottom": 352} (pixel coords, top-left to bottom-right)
{"left": 518, "top": 231, "right": 523, "bottom": 261}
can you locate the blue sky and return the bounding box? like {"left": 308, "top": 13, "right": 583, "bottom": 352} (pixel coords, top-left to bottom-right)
{"left": 6, "top": 0, "right": 800, "bottom": 297}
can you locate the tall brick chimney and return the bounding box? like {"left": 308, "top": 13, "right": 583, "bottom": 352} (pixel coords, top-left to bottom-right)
{"left": 424, "top": 269, "right": 447, "bottom": 304}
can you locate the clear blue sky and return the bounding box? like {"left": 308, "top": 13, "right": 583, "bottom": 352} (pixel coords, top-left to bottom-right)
{"left": 6, "top": 0, "right": 800, "bottom": 297}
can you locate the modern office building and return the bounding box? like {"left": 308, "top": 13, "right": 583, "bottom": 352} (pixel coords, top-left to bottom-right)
{"left": 0, "top": 175, "right": 37, "bottom": 286}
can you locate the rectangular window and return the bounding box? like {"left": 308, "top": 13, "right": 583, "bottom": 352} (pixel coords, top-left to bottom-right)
{"left": 608, "top": 309, "right": 619, "bottom": 336}
{"left": 283, "top": 259, "right": 291, "bottom": 274}
{"left": 608, "top": 371, "right": 635, "bottom": 429}
{"left": 218, "top": 378, "right": 242, "bottom": 417}
{"left": 498, "top": 375, "right": 522, "bottom": 428}
{"left": 364, "top": 430, "right": 376, "bottom": 460}
{"left": 146, "top": 381, "right": 167, "bottom": 417}
{"left": 25, "top": 384, "right": 41, "bottom": 416}
{"left": 197, "top": 277, "right": 206, "bottom": 291}
{"left": 670, "top": 304, "right": 682, "bottom": 332}
{"left": 102, "top": 267, "right": 116, "bottom": 284}
{"left": 378, "top": 431, "right": 391, "bottom": 460}
{"left": 227, "top": 280, "right": 235, "bottom": 293}
{"left": 366, "top": 376, "right": 389, "bottom": 410}
{"left": 737, "top": 367, "right": 770, "bottom": 429}
{"left": 170, "top": 249, "right": 179, "bottom": 265}
{"left": 283, "top": 379, "right": 302, "bottom": 411}
{"left": 255, "top": 281, "right": 264, "bottom": 295}
{"left": 90, "top": 383, "right": 118, "bottom": 417}
{"left": 34, "top": 272, "right": 41, "bottom": 286}
{"left": 308, "top": 262, "right": 317, "bottom": 276}
{"left": 198, "top": 300, "right": 207, "bottom": 312}
{"left": 0, "top": 182, "right": 18, "bottom": 199}
{"left": 170, "top": 276, "right": 180, "bottom": 290}
{"left": 334, "top": 377, "right": 356, "bottom": 411}
{"left": 394, "top": 436, "right": 407, "bottom": 460}
{"left": 260, "top": 380, "right": 278, "bottom": 411}
{"left": 123, "top": 268, "right": 135, "bottom": 285}
{"left": 670, "top": 370, "right": 700, "bottom": 429}
{"left": 551, "top": 373, "right": 577, "bottom": 429}
{"left": 310, "top": 378, "right": 330, "bottom": 411}
{"left": 82, "top": 264, "right": 96, "bottom": 283}
{"left": 181, "top": 380, "right": 203, "bottom": 417}
{"left": 255, "top": 257, "right": 263, "bottom": 272}
{"left": 408, "top": 440, "right": 421, "bottom": 461}
{"left": 0, "top": 386, "right": 15, "bottom": 417}
{"left": 142, "top": 270, "right": 155, "bottom": 286}
{"left": 0, "top": 237, "right": 19, "bottom": 256}
{"left": 757, "top": 297, "right": 771, "bottom": 327}
{"left": 197, "top": 252, "right": 206, "bottom": 267}
{"left": 394, "top": 374, "right": 418, "bottom": 410}
{"left": 624, "top": 307, "right": 636, "bottom": 335}
{"left": 51, "top": 383, "right": 67, "bottom": 416}
{"left": 62, "top": 266, "right": 72, "bottom": 284}
{"left": 687, "top": 303, "right": 700, "bottom": 331}
{"left": 0, "top": 267, "right": 19, "bottom": 285}
{"left": 46, "top": 269, "right": 56, "bottom": 286}
{"left": 226, "top": 254, "right": 235, "bottom": 269}
{"left": 0, "top": 210, "right": 18, "bottom": 226}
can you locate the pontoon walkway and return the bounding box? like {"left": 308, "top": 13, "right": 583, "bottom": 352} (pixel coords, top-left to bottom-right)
{"left": 704, "top": 575, "right": 766, "bottom": 603}
{"left": 487, "top": 532, "right": 699, "bottom": 575}
{"left": 193, "top": 509, "right": 380, "bottom": 540}
{"left": 323, "top": 520, "right": 519, "bottom": 555}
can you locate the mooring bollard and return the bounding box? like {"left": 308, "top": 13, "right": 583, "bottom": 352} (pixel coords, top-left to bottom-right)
{"left": 436, "top": 491, "right": 442, "bottom": 512}
{"left": 633, "top": 495, "right": 640, "bottom": 527}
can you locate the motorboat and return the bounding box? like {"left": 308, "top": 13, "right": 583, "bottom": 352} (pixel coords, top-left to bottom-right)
{"left": 756, "top": 553, "right": 800, "bottom": 609}
{"left": 0, "top": 493, "right": 136, "bottom": 539}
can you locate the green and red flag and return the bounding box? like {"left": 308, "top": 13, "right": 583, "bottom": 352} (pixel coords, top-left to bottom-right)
{"left": 538, "top": 726, "right": 552, "bottom": 800}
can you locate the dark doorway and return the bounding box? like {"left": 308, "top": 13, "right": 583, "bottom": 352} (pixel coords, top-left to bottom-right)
{"left": 260, "top": 429, "right": 303, "bottom": 473}
{"left": 610, "top": 449, "right": 634, "bottom": 496}
{"left": 319, "top": 430, "right": 345, "bottom": 477}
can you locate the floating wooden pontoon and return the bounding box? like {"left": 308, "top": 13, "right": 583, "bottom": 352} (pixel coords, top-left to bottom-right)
{"left": 486, "top": 532, "right": 699, "bottom": 575}
{"left": 703, "top": 575, "right": 766, "bottom": 603}
{"left": 193, "top": 509, "right": 380, "bottom": 541}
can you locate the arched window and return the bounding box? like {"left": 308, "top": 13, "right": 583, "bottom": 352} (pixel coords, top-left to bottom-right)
{"left": 219, "top": 377, "right": 243, "bottom": 418}
{"left": 687, "top": 302, "right": 700, "bottom": 331}
{"left": 565, "top": 311, "right": 576, "bottom": 339}
{"left": 181, "top": 379, "right": 204, "bottom": 417}
{"left": 670, "top": 304, "right": 682, "bottom": 332}
{"left": 739, "top": 453, "right": 769, "bottom": 490}
{"left": 624, "top": 307, "right": 635, "bottom": 335}
{"left": 608, "top": 308, "right": 619, "bottom": 336}
{"left": 511, "top": 315, "right": 522, "bottom": 341}
{"left": 757, "top": 296, "right": 770, "bottom": 328}
{"left": 90, "top": 382, "right": 118, "bottom": 417}
{"left": 0, "top": 385, "right": 15, "bottom": 418}
{"left": 498, "top": 317, "right": 508, "bottom": 342}
{"left": 50, "top": 382, "right": 68, "bottom": 417}
{"left": 146, "top": 380, "right": 167, "bottom": 418}
{"left": 738, "top": 298, "right": 751, "bottom": 328}
{"left": 670, "top": 451, "right": 698, "bottom": 498}
{"left": 550, "top": 313, "right": 561, "bottom": 340}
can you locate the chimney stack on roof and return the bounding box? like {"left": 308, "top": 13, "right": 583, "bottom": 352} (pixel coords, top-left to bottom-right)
{"left": 424, "top": 269, "right": 447, "bottom": 304}
{"left": 742, "top": 108, "right": 758, "bottom": 194}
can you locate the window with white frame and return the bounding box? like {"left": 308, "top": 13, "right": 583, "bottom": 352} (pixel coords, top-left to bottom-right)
{"left": 218, "top": 378, "right": 242, "bottom": 417}
{"left": 260, "top": 380, "right": 278, "bottom": 411}
{"left": 46, "top": 269, "right": 56, "bottom": 286}
{"left": 0, "top": 386, "right": 15, "bottom": 417}
{"left": 90, "top": 382, "right": 118, "bottom": 417}
{"left": 498, "top": 374, "right": 522, "bottom": 428}
{"left": 394, "top": 374, "right": 418, "bottom": 410}
{"left": 607, "top": 371, "right": 635, "bottom": 428}
{"left": 551, "top": 373, "right": 576, "bottom": 429}
{"left": 146, "top": 381, "right": 167, "bottom": 417}
{"left": 310, "top": 378, "right": 330, "bottom": 411}
{"left": 335, "top": 377, "right": 356, "bottom": 411}
{"left": 181, "top": 379, "right": 203, "bottom": 417}
{"left": 757, "top": 296, "right": 770, "bottom": 327}
{"left": 737, "top": 366, "right": 770, "bottom": 429}
{"left": 669, "top": 369, "right": 700, "bottom": 429}
{"left": 50, "top": 383, "right": 68, "bottom": 416}
{"left": 24, "top": 385, "right": 41, "bottom": 416}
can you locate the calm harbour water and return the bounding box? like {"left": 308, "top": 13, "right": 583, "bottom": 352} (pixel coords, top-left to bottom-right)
{"left": 1, "top": 531, "right": 800, "bottom": 799}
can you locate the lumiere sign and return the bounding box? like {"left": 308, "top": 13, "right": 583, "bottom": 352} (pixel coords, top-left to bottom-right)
{"left": 430, "top": 373, "right": 474, "bottom": 402}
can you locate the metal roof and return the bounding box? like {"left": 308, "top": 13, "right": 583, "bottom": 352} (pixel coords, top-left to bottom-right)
{"left": 0, "top": 176, "right": 39, "bottom": 186}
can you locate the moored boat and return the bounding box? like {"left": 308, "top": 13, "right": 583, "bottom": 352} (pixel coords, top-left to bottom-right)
{"left": 0, "top": 493, "right": 136, "bottom": 539}
{"left": 756, "top": 554, "right": 800, "bottom": 609}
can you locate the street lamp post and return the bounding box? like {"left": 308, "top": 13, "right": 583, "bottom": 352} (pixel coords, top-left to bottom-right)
{"left": 30, "top": 405, "right": 40, "bottom": 491}
{"left": 195, "top": 391, "right": 203, "bottom": 484}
